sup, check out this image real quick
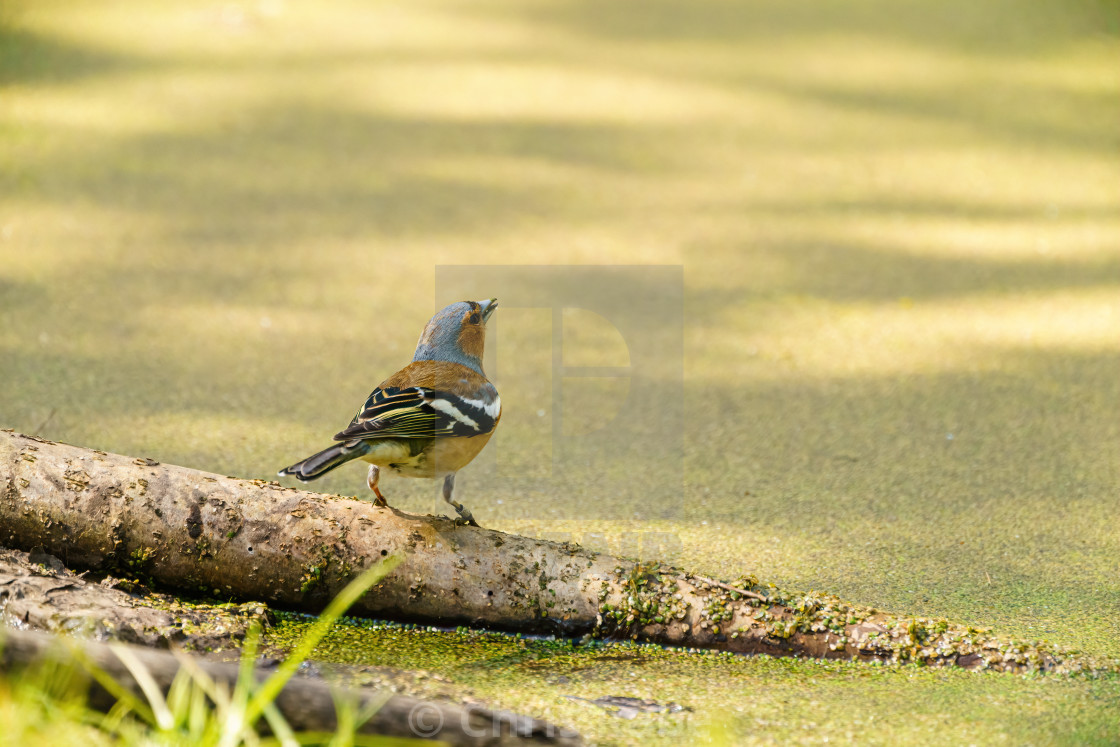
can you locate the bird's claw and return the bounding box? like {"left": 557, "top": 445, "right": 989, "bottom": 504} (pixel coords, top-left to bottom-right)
{"left": 441, "top": 475, "right": 478, "bottom": 526}
{"left": 367, "top": 465, "right": 388, "bottom": 507}
{"left": 448, "top": 503, "right": 479, "bottom": 527}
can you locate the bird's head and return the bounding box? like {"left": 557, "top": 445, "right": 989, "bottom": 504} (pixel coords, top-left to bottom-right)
{"left": 412, "top": 298, "right": 498, "bottom": 374}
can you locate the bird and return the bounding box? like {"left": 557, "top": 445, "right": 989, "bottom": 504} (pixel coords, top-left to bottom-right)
{"left": 279, "top": 299, "right": 501, "bottom": 526}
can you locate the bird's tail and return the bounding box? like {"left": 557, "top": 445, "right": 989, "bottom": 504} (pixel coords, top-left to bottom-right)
{"left": 278, "top": 440, "right": 371, "bottom": 482}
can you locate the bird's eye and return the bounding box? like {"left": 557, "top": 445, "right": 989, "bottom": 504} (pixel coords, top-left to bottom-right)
{"left": 469, "top": 312, "right": 481, "bottom": 324}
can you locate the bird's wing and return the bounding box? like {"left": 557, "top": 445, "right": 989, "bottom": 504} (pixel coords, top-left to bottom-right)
{"left": 333, "top": 385, "right": 500, "bottom": 441}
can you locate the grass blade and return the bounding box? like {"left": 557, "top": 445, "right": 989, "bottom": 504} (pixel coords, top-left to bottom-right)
{"left": 244, "top": 555, "right": 401, "bottom": 729}
{"left": 109, "top": 643, "right": 174, "bottom": 731}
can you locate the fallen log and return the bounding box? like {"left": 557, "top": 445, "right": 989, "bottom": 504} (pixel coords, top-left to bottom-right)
{"left": 0, "top": 626, "right": 582, "bottom": 746}
{"left": 0, "top": 429, "right": 1109, "bottom": 674}
{"left": 0, "top": 546, "right": 270, "bottom": 650}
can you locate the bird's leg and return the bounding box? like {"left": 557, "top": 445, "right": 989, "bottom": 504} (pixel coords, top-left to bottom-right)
{"left": 367, "top": 465, "right": 388, "bottom": 507}
{"left": 442, "top": 474, "right": 478, "bottom": 527}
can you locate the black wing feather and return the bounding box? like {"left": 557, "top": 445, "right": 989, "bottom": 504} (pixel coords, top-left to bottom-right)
{"left": 334, "top": 386, "right": 498, "bottom": 442}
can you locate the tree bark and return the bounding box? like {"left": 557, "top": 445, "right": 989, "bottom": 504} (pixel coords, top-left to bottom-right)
{"left": 0, "top": 429, "right": 1103, "bottom": 674}
{"left": 0, "top": 626, "right": 582, "bottom": 745}
{"left": 1, "top": 546, "right": 270, "bottom": 650}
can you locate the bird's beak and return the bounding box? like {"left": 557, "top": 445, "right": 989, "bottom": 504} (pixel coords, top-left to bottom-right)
{"left": 479, "top": 298, "right": 498, "bottom": 322}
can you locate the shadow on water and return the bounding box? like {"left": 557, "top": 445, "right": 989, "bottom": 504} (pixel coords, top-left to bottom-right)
{"left": 0, "top": 22, "right": 144, "bottom": 86}
{"left": 504, "top": 0, "right": 1120, "bottom": 51}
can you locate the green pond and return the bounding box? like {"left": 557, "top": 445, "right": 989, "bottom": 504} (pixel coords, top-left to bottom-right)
{"left": 2, "top": 0, "right": 1118, "bottom": 743}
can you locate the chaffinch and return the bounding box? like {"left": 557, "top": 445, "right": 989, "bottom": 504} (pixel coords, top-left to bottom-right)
{"left": 279, "top": 299, "right": 501, "bottom": 526}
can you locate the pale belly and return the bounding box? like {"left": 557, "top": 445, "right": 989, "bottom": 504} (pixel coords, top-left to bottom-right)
{"left": 359, "top": 433, "right": 494, "bottom": 478}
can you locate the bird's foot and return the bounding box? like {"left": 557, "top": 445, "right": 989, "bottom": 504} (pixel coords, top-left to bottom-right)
{"left": 367, "top": 465, "right": 388, "bottom": 507}
{"left": 448, "top": 501, "right": 479, "bottom": 527}
{"left": 440, "top": 473, "right": 477, "bottom": 526}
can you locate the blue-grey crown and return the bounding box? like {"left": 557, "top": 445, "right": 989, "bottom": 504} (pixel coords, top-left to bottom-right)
{"left": 411, "top": 299, "right": 496, "bottom": 375}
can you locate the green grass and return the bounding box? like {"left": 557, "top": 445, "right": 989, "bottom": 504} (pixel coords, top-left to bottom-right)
{"left": 2, "top": 0, "right": 1118, "bottom": 744}
{"left": 1, "top": 558, "right": 411, "bottom": 747}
